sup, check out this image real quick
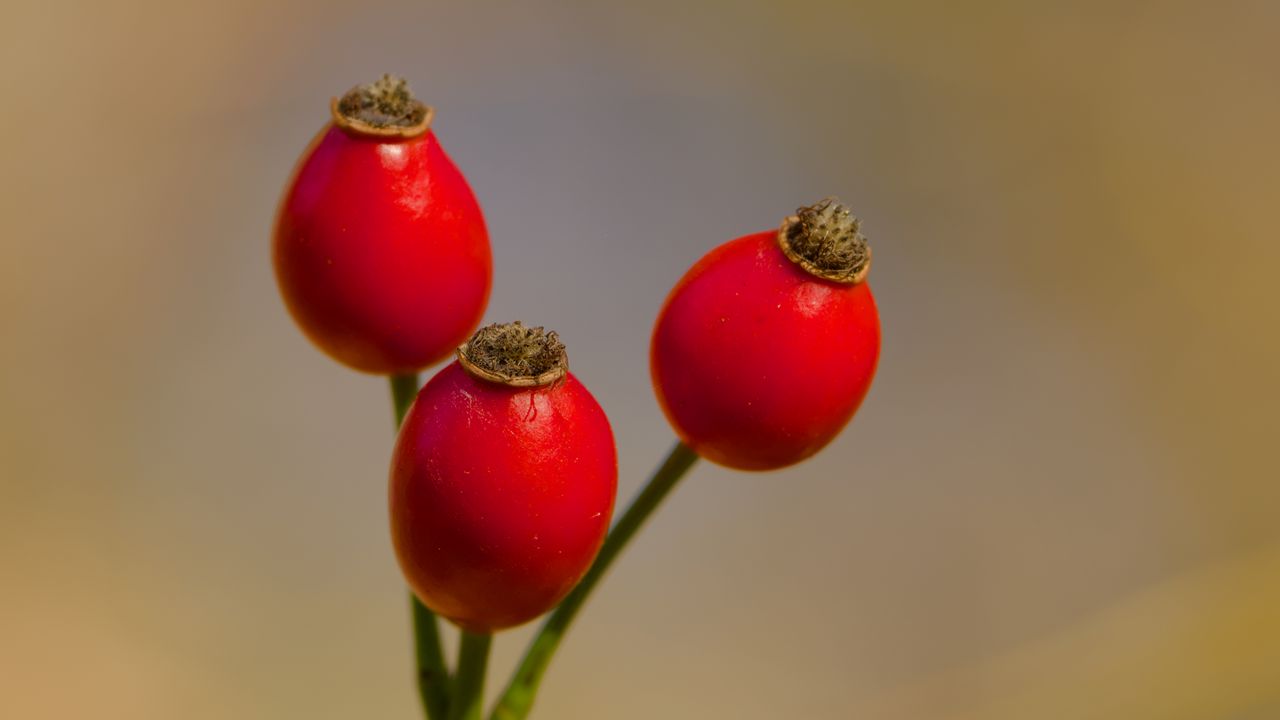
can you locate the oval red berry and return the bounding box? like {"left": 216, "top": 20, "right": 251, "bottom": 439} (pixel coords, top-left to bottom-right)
{"left": 390, "top": 338, "right": 617, "bottom": 631}
{"left": 651, "top": 210, "right": 880, "bottom": 471}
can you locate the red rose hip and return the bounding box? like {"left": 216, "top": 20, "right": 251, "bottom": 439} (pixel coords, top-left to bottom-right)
{"left": 390, "top": 322, "right": 617, "bottom": 632}
{"left": 651, "top": 198, "right": 881, "bottom": 471}
{"left": 274, "top": 75, "right": 492, "bottom": 374}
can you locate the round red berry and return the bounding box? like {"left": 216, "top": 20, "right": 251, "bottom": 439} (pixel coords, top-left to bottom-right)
{"left": 274, "top": 75, "right": 492, "bottom": 374}
{"left": 651, "top": 199, "right": 881, "bottom": 471}
{"left": 390, "top": 323, "right": 617, "bottom": 631}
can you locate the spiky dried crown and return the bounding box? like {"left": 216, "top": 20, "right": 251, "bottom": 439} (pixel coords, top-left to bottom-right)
{"left": 336, "top": 74, "right": 429, "bottom": 129}
{"left": 781, "top": 198, "right": 871, "bottom": 283}
{"left": 457, "top": 322, "right": 568, "bottom": 387}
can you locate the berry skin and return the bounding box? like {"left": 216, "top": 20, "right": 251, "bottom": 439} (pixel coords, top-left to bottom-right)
{"left": 390, "top": 324, "right": 617, "bottom": 632}
{"left": 274, "top": 75, "right": 492, "bottom": 374}
{"left": 650, "top": 199, "right": 881, "bottom": 471}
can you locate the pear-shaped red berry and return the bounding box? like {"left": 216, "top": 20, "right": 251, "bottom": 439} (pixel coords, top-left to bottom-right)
{"left": 274, "top": 75, "right": 492, "bottom": 374}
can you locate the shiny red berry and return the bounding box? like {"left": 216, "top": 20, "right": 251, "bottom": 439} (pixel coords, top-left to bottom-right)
{"left": 390, "top": 323, "right": 618, "bottom": 632}
{"left": 274, "top": 75, "right": 492, "bottom": 374}
{"left": 651, "top": 199, "right": 881, "bottom": 471}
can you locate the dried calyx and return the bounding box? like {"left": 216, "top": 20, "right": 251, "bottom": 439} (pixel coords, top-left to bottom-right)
{"left": 457, "top": 322, "right": 568, "bottom": 387}
{"left": 331, "top": 74, "right": 433, "bottom": 138}
{"left": 778, "top": 198, "right": 871, "bottom": 284}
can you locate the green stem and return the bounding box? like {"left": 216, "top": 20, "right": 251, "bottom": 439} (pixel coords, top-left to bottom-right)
{"left": 449, "top": 631, "right": 492, "bottom": 720}
{"left": 412, "top": 595, "right": 451, "bottom": 720}
{"left": 390, "top": 372, "right": 421, "bottom": 427}
{"left": 491, "top": 441, "right": 700, "bottom": 720}
{"left": 391, "top": 374, "right": 451, "bottom": 720}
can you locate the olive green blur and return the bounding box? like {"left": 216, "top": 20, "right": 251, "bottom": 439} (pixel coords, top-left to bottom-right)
{"left": 1, "top": 2, "right": 1277, "bottom": 719}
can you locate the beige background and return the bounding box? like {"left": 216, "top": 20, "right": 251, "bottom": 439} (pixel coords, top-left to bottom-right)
{"left": 2, "top": 1, "right": 1277, "bottom": 718}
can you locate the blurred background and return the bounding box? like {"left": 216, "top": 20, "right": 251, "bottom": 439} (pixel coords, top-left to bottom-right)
{"left": 2, "top": 1, "right": 1277, "bottom": 718}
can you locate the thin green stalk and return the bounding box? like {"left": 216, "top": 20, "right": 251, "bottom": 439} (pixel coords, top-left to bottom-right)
{"left": 389, "top": 372, "right": 420, "bottom": 427}
{"left": 411, "top": 595, "right": 451, "bottom": 720}
{"left": 491, "top": 441, "right": 700, "bottom": 720}
{"left": 391, "top": 373, "right": 451, "bottom": 720}
{"left": 449, "top": 631, "right": 492, "bottom": 720}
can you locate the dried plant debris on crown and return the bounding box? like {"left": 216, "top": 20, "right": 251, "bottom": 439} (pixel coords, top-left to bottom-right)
{"left": 784, "top": 198, "right": 870, "bottom": 282}
{"left": 461, "top": 322, "right": 568, "bottom": 380}
{"left": 337, "top": 75, "right": 428, "bottom": 128}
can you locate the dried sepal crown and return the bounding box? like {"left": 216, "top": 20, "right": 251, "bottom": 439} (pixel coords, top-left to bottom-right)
{"left": 337, "top": 75, "right": 428, "bottom": 128}
{"left": 457, "top": 322, "right": 568, "bottom": 387}
{"left": 779, "top": 198, "right": 871, "bottom": 284}
{"left": 331, "top": 74, "right": 434, "bottom": 138}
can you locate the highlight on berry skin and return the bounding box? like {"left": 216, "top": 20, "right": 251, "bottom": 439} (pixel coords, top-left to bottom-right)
{"left": 649, "top": 197, "right": 882, "bottom": 471}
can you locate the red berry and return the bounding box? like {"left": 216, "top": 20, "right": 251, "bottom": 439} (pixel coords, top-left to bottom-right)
{"left": 390, "top": 323, "right": 618, "bottom": 632}
{"left": 650, "top": 199, "right": 881, "bottom": 471}
{"left": 274, "top": 75, "right": 492, "bottom": 374}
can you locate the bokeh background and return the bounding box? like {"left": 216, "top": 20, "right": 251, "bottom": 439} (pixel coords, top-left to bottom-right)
{"left": 2, "top": 1, "right": 1278, "bottom": 718}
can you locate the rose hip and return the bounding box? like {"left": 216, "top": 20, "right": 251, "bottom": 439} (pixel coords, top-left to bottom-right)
{"left": 274, "top": 75, "right": 492, "bottom": 374}
{"left": 650, "top": 198, "right": 881, "bottom": 470}
{"left": 390, "top": 323, "right": 617, "bottom": 632}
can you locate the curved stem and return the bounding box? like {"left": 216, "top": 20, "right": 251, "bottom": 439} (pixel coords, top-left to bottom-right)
{"left": 491, "top": 441, "right": 700, "bottom": 720}
{"left": 449, "top": 631, "right": 492, "bottom": 720}
{"left": 391, "top": 374, "right": 451, "bottom": 720}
